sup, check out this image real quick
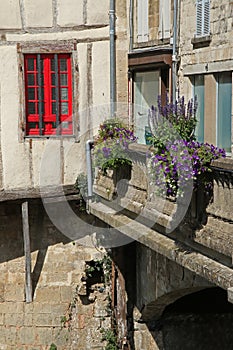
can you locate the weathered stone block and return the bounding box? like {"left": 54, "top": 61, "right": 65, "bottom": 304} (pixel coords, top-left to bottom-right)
{"left": 4, "top": 283, "right": 24, "bottom": 302}
{"left": 60, "top": 286, "right": 73, "bottom": 303}
{"left": 35, "top": 287, "right": 61, "bottom": 303}
{"left": 0, "top": 0, "right": 22, "bottom": 29}
{"left": 86, "top": 0, "right": 109, "bottom": 25}
{"left": 18, "top": 327, "right": 35, "bottom": 345}
{"left": 33, "top": 313, "right": 53, "bottom": 327}
{"left": 57, "top": 0, "right": 84, "bottom": 27}
{"left": 34, "top": 327, "right": 53, "bottom": 345}
{"left": 24, "top": 0, "right": 53, "bottom": 28}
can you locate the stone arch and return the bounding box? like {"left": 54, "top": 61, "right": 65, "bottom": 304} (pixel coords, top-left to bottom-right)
{"left": 141, "top": 286, "right": 212, "bottom": 321}
{"left": 161, "top": 287, "right": 233, "bottom": 350}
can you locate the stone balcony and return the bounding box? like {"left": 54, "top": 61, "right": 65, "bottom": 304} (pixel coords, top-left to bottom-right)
{"left": 89, "top": 143, "right": 233, "bottom": 294}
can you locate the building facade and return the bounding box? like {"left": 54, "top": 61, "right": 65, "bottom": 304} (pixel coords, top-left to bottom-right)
{"left": 0, "top": 1, "right": 116, "bottom": 349}
{"left": 0, "top": 0, "right": 233, "bottom": 349}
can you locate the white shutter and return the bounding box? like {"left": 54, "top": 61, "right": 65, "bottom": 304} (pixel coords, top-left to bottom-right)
{"left": 203, "top": 0, "right": 210, "bottom": 35}
{"left": 196, "top": 0, "right": 203, "bottom": 36}
{"left": 137, "top": 0, "right": 149, "bottom": 42}
{"left": 196, "top": 0, "right": 210, "bottom": 37}
{"left": 159, "top": 0, "right": 171, "bottom": 39}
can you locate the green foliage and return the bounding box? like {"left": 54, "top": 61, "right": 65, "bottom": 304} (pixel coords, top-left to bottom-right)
{"left": 85, "top": 255, "right": 112, "bottom": 286}
{"left": 101, "top": 328, "right": 118, "bottom": 350}
{"left": 49, "top": 344, "right": 57, "bottom": 350}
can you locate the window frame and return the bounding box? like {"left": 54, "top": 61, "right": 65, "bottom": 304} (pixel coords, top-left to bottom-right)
{"left": 18, "top": 42, "right": 78, "bottom": 140}
{"left": 24, "top": 53, "right": 73, "bottom": 136}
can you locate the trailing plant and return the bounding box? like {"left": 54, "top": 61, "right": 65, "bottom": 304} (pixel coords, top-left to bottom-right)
{"left": 93, "top": 119, "right": 137, "bottom": 173}
{"left": 148, "top": 95, "right": 226, "bottom": 198}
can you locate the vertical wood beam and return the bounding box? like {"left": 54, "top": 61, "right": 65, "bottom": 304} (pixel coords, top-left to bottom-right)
{"left": 22, "top": 201, "right": 32, "bottom": 303}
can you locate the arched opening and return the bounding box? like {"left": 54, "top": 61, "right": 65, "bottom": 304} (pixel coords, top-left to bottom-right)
{"left": 161, "top": 287, "right": 233, "bottom": 349}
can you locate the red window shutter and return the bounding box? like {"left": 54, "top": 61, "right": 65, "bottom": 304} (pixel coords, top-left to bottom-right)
{"left": 24, "top": 54, "right": 73, "bottom": 136}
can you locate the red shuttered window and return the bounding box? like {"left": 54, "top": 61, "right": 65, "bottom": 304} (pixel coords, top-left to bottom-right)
{"left": 24, "top": 54, "right": 73, "bottom": 136}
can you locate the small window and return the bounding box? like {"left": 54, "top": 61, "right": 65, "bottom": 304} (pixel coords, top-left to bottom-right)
{"left": 134, "top": 70, "right": 159, "bottom": 144}
{"left": 196, "top": 0, "right": 210, "bottom": 37}
{"left": 137, "top": 0, "right": 149, "bottom": 43}
{"left": 24, "top": 53, "right": 73, "bottom": 136}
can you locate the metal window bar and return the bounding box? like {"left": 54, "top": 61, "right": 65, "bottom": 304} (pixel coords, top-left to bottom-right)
{"left": 37, "top": 54, "right": 43, "bottom": 136}
{"left": 54, "top": 54, "right": 60, "bottom": 135}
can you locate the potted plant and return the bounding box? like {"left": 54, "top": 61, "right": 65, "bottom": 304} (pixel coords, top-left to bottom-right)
{"left": 147, "top": 95, "right": 226, "bottom": 199}
{"left": 93, "top": 119, "right": 137, "bottom": 200}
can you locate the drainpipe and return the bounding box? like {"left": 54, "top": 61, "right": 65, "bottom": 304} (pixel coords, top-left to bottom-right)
{"left": 86, "top": 140, "right": 94, "bottom": 211}
{"left": 172, "top": 0, "right": 178, "bottom": 104}
{"left": 129, "top": 0, "right": 134, "bottom": 52}
{"left": 110, "top": 0, "right": 116, "bottom": 118}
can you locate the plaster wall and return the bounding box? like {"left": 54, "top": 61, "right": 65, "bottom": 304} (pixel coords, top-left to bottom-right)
{"left": 0, "top": 0, "right": 112, "bottom": 191}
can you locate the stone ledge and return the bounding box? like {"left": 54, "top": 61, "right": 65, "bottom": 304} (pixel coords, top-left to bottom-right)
{"left": 211, "top": 157, "right": 233, "bottom": 171}
{"left": 89, "top": 201, "right": 233, "bottom": 291}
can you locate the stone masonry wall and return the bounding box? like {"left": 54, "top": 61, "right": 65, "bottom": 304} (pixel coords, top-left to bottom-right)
{"left": 0, "top": 200, "right": 111, "bottom": 349}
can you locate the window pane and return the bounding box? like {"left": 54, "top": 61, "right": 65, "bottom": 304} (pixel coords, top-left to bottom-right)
{"left": 27, "top": 74, "right": 35, "bottom": 86}
{"left": 60, "top": 74, "right": 68, "bottom": 85}
{"left": 41, "top": 87, "right": 44, "bottom": 100}
{"left": 61, "top": 88, "right": 68, "bottom": 100}
{"left": 61, "top": 102, "right": 68, "bottom": 114}
{"left": 28, "top": 88, "right": 35, "bottom": 100}
{"left": 60, "top": 59, "right": 67, "bottom": 71}
{"left": 28, "top": 102, "right": 36, "bottom": 114}
{"left": 193, "top": 75, "right": 204, "bottom": 143}
{"left": 51, "top": 58, "right": 55, "bottom": 72}
{"left": 27, "top": 58, "right": 35, "bottom": 71}
{"left": 52, "top": 102, "right": 57, "bottom": 114}
{"left": 51, "top": 74, "right": 56, "bottom": 86}
{"left": 217, "top": 72, "right": 232, "bottom": 152}
{"left": 52, "top": 88, "right": 56, "bottom": 100}
{"left": 134, "top": 71, "right": 159, "bottom": 144}
{"left": 41, "top": 74, "right": 44, "bottom": 86}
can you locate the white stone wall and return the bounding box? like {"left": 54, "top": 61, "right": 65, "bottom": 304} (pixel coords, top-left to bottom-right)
{"left": 0, "top": 0, "right": 114, "bottom": 191}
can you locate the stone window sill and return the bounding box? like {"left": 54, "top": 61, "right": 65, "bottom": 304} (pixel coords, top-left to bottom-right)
{"left": 191, "top": 35, "right": 212, "bottom": 48}
{"left": 211, "top": 157, "right": 233, "bottom": 172}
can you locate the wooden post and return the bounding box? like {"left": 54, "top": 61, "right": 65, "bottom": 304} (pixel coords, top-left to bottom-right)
{"left": 22, "top": 201, "right": 32, "bottom": 303}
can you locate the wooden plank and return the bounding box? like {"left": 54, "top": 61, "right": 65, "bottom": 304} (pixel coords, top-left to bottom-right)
{"left": 0, "top": 184, "right": 78, "bottom": 202}
{"left": 22, "top": 201, "right": 32, "bottom": 303}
